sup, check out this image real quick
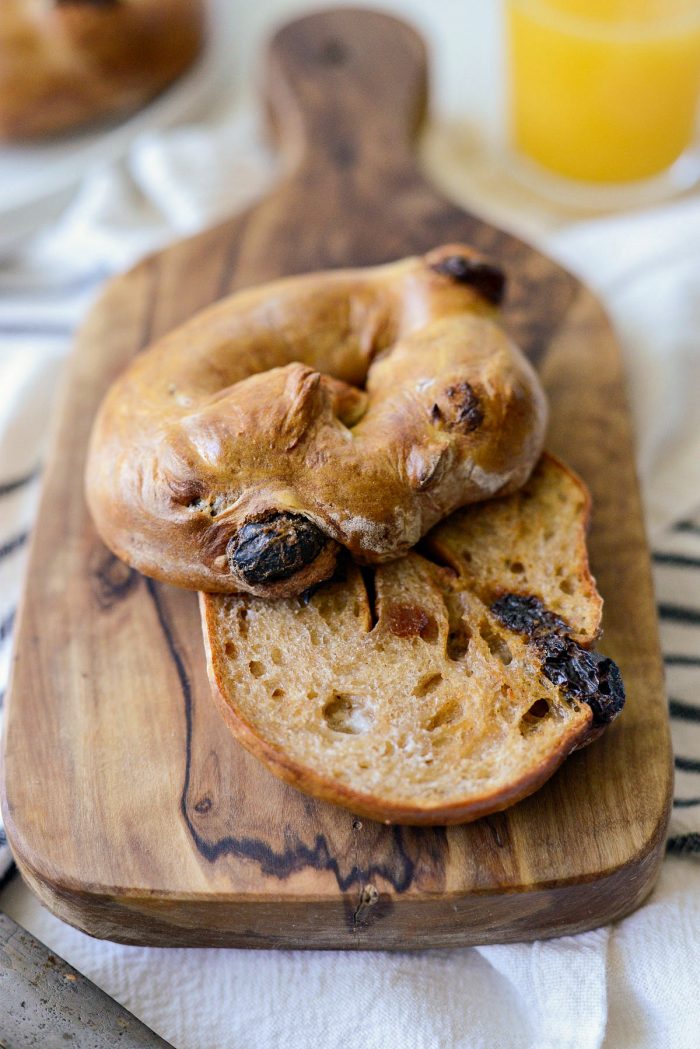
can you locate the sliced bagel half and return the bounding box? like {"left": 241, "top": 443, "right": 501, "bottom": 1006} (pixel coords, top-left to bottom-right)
{"left": 200, "top": 454, "right": 624, "bottom": 825}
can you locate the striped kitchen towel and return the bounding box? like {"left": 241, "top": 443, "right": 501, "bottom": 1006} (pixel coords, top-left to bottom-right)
{"left": 654, "top": 520, "right": 700, "bottom": 856}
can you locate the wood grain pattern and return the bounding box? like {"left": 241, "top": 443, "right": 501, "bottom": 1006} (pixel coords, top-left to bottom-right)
{"left": 1, "top": 8, "right": 672, "bottom": 949}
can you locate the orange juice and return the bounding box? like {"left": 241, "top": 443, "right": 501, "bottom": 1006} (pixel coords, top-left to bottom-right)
{"left": 507, "top": 0, "right": 700, "bottom": 183}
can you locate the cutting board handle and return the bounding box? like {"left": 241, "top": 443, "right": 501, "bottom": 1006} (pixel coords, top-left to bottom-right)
{"left": 265, "top": 7, "right": 428, "bottom": 172}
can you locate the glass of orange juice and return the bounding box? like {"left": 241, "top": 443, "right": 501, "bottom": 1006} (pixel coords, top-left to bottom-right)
{"left": 505, "top": 0, "right": 700, "bottom": 205}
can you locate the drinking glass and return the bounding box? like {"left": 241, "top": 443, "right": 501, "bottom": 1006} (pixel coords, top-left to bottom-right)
{"left": 505, "top": 0, "right": 700, "bottom": 206}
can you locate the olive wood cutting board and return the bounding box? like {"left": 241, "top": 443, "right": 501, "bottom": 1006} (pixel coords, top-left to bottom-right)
{"left": 2, "top": 9, "right": 672, "bottom": 949}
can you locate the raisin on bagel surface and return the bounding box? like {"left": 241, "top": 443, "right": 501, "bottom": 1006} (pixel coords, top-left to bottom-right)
{"left": 85, "top": 244, "right": 548, "bottom": 598}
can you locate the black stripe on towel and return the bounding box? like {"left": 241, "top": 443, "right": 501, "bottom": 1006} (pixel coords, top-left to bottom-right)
{"left": 675, "top": 520, "right": 700, "bottom": 537}
{"left": 0, "top": 863, "right": 17, "bottom": 894}
{"left": 0, "top": 466, "right": 39, "bottom": 498}
{"left": 653, "top": 552, "right": 700, "bottom": 569}
{"left": 658, "top": 603, "right": 700, "bottom": 625}
{"left": 673, "top": 797, "right": 700, "bottom": 808}
{"left": 0, "top": 608, "right": 16, "bottom": 644}
{"left": 665, "top": 654, "right": 700, "bottom": 667}
{"left": 670, "top": 698, "right": 700, "bottom": 722}
{"left": 667, "top": 833, "right": 700, "bottom": 856}
{"left": 0, "top": 531, "right": 28, "bottom": 562}
{"left": 675, "top": 756, "right": 700, "bottom": 774}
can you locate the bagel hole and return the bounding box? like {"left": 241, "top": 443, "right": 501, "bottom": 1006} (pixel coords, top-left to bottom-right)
{"left": 333, "top": 383, "right": 369, "bottom": 428}
{"left": 559, "top": 577, "right": 575, "bottom": 595}
{"left": 509, "top": 561, "right": 525, "bottom": 574}
{"left": 249, "top": 660, "right": 265, "bottom": 678}
{"left": 271, "top": 647, "right": 283, "bottom": 665}
{"left": 224, "top": 641, "right": 236, "bottom": 659}
{"left": 270, "top": 687, "right": 285, "bottom": 699}
{"left": 237, "top": 606, "right": 249, "bottom": 638}
{"left": 322, "top": 693, "right": 373, "bottom": 734}
{"left": 479, "top": 619, "right": 513, "bottom": 665}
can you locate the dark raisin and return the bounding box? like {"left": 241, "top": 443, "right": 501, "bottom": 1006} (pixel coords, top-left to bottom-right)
{"left": 431, "top": 382, "right": 484, "bottom": 434}
{"left": 227, "top": 513, "right": 327, "bottom": 585}
{"left": 536, "top": 635, "right": 625, "bottom": 725}
{"left": 491, "top": 593, "right": 567, "bottom": 637}
{"left": 588, "top": 653, "right": 626, "bottom": 724}
{"left": 537, "top": 634, "right": 599, "bottom": 695}
{"left": 430, "top": 255, "right": 506, "bottom": 306}
{"left": 490, "top": 593, "right": 625, "bottom": 725}
{"left": 448, "top": 383, "right": 484, "bottom": 432}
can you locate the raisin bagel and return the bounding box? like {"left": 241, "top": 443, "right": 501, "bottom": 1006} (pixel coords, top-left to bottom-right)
{"left": 0, "top": 0, "right": 204, "bottom": 140}
{"left": 85, "top": 245, "right": 548, "bottom": 598}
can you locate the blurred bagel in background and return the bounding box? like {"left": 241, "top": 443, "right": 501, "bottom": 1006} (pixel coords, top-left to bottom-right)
{"left": 0, "top": 0, "right": 206, "bottom": 140}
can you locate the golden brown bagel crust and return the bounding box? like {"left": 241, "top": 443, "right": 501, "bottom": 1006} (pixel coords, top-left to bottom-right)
{"left": 0, "top": 0, "right": 204, "bottom": 140}
{"left": 85, "top": 245, "right": 548, "bottom": 597}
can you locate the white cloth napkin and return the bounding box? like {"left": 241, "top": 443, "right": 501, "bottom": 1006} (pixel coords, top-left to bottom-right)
{"left": 1, "top": 96, "right": 699, "bottom": 1049}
